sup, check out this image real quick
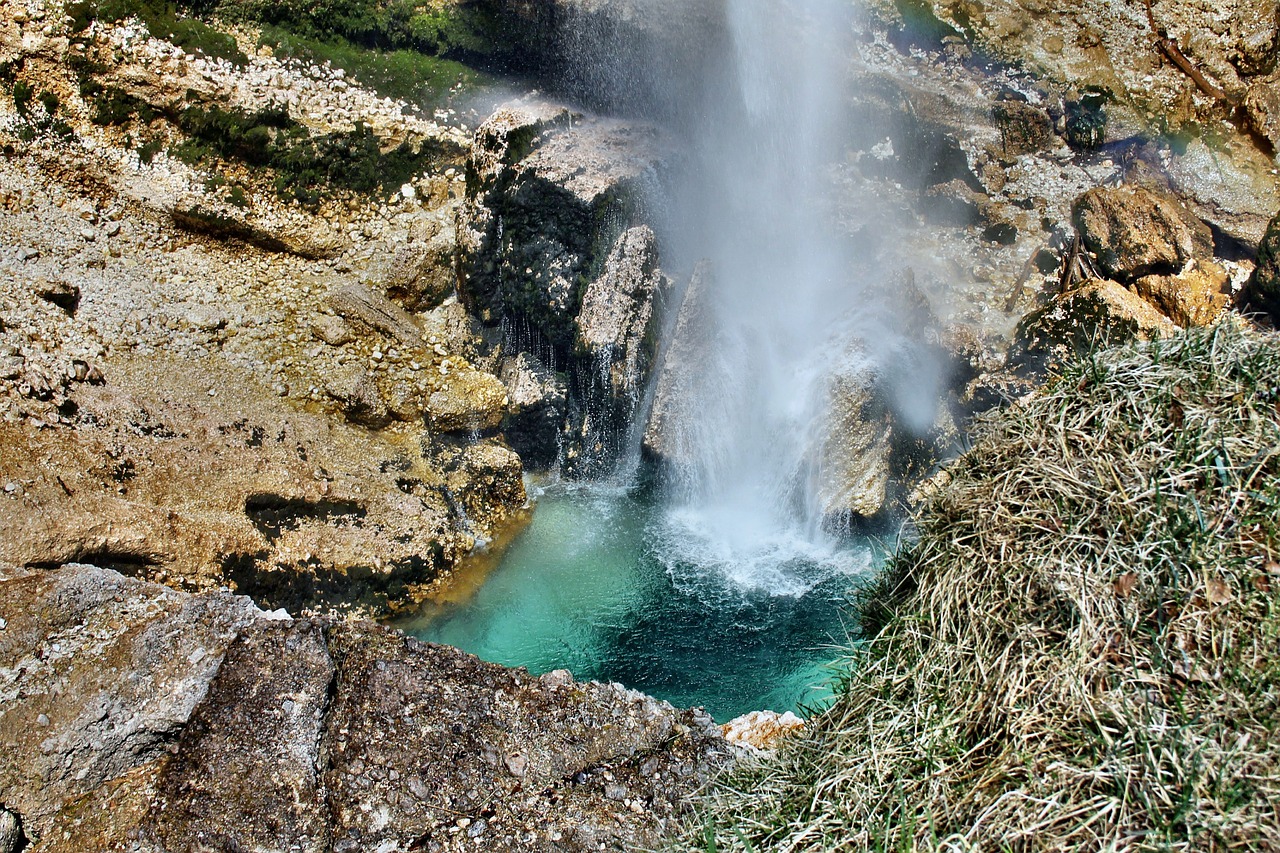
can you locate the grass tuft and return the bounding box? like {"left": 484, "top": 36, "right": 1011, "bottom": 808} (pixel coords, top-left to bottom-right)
{"left": 689, "top": 321, "right": 1280, "bottom": 851}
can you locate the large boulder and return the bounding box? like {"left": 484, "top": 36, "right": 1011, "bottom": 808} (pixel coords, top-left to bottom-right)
{"left": 458, "top": 101, "right": 674, "bottom": 473}
{"left": 1072, "top": 186, "right": 1213, "bottom": 282}
{"left": 0, "top": 564, "right": 733, "bottom": 853}
{"left": 500, "top": 353, "right": 569, "bottom": 468}
{"left": 575, "top": 225, "right": 671, "bottom": 409}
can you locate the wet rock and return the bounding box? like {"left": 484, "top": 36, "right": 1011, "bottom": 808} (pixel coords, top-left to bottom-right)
{"left": 817, "top": 361, "right": 894, "bottom": 522}
{"left": 500, "top": 353, "right": 568, "bottom": 469}
{"left": 575, "top": 225, "right": 671, "bottom": 409}
{"left": 644, "top": 261, "right": 713, "bottom": 466}
{"left": 993, "top": 97, "right": 1056, "bottom": 156}
{"left": 1244, "top": 71, "right": 1280, "bottom": 151}
{"left": 443, "top": 439, "right": 527, "bottom": 527}
{"left": 426, "top": 368, "right": 508, "bottom": 433}
{"left": 1163, "top": 137, "right": 1280, "bottom": 247}
{"left": 1245, "top": 210, "right": 1280, "bottom": 322}
{"left": 1008, "top": 278, "right": 1178, "bottom": 374}
{"left": 1072, "top": 186, "right": 1213, "bottom": 282}
{"left": 1133, "top": 261, "right": 1233, "bottom": 328}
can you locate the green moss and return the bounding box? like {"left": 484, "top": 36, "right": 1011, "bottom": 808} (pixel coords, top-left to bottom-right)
{"left": 12, "top": 80, "right": 34, "bottom": 116}
{"left": 172, "top": 103, "right": 433, "bottom": 205}
{"left": 258, "top": 25, "right": 485, "bottom": 108}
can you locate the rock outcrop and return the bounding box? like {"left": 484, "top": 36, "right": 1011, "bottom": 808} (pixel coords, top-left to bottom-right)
{"left": 0, "top": 563, "right": 732, "bottom": 853}
{"left": 1245, "top": 210, "right": 1280, "bottom": 322}
{"left": 458, "top": 101, "right": 674, "bottom": 473}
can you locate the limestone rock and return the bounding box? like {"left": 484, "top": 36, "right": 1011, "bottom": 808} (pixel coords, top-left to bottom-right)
{"left": 325, "top": 283, "right": 424, "bottom": 349}
{"left": 383, "top": 229, "right": 457, "bottom": 313}
{"left": 500, "top": 353, "right": 568, "bottom": 469}
{"left": 327, "top": 369, "right": 392, "bottom": 429}
{"left": 171, "top": 201, "right": 343, "bottom": 260}
{"left": 720, "top": 710, "right": 805, "bottom": 753}
{"left": 0, "top": 565, "right": 733, "bottom": 853}
{"left": 426, "top": 367, "right": 508, "bottom": 433}
{"left": 817, "top": 363, "right": 894, "bottom": 522}
{"left": 1072, "top": 186, "right": 1213, "bottom": 282}
{"left": 1133, "top": 261, "right": 1233, "bottom": 328}
{"left": 1244, "top": 71, "right": 1280, "bottom": 152}
{"left": 1008, "top": 278, "right": 1179, "bottom": 373}
{"left": 144, "top": 621, "right": 334, "bottom": 853}
{"left": 0, "top": 808, "right": 24, "bottom": 853}
{"left": 0, "top": 564, "right": 262, "bottom": 841}
{"left": 442, "top": 440, "right": 528, "bottom": 533}
{"left": 310, "top": 313, "right": 354, "bottom": 347}
{"left": 1245, "top": 210, "right": 1280, "bottom": 322}
{"left": 575, "top": 225, "right": 671, "bottom": 407}
{"left": 643, "top": 261, "right": 713, "bottom": 465}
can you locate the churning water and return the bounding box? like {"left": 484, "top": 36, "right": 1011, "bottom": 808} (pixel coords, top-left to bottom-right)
{"left": 404, "top": 0, "right": 912, "bottom": 720}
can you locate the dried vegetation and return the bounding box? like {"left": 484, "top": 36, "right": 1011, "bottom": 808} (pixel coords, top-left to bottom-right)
{"left": 692, "top": 321, "right": 1280, "bottom": 851}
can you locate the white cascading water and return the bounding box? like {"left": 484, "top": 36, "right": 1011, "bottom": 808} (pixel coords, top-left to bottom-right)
{"left": 652, "top": 0, "right": 875, "bottom": 595}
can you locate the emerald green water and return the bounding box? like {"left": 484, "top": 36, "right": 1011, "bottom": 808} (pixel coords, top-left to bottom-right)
{"left": 398, "top": 481, "right": 879, "bottom": 723}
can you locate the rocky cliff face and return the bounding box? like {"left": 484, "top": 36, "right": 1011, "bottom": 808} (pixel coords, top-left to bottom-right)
{"left": 0, "top": 564, "right": 731, "bottom": 852}
{"left": 458, "top": 101, "right": 674, "bottom": 474}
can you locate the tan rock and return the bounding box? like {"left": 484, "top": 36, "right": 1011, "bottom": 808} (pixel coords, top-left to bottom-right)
{"left": 1072, "top": 185, "right": 1212, "bottom": 282}
{"left": 720, "top": 710, "right": 805, "bottom": 752}
{"left": 426, "top": 367, "right": 508, "bottom": 433}
{"left": 1133, "top": 261, "right": 1232, "bottom": 328}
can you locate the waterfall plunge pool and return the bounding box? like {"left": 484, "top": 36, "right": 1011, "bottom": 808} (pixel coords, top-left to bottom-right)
{"left": 395, "top": 479, "right": 884, "bottom": 723}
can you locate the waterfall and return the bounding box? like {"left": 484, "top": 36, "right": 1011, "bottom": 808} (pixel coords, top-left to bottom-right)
{"left": 644, "top": 0, "right": 874, "bottom": 593}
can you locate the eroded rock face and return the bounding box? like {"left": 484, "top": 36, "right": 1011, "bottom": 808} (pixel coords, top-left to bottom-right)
{"left": 500, "top": 353, "right": 569, "bottom": 468}
{"left": 0, "top": 564, "right": 732, "bottom": 853}
{"left": 1245, "top": 210, "right": 1280, "bottom": 322}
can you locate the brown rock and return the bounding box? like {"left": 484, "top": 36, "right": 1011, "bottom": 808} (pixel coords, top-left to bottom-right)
{"left": 384, "top": 231, "right": 457, "bottom": 313}
{"left": 1133, "top": 261, "right": 1232, "bottom": 327}
{"left": 1072, "top": 186, "right": 1213, "bottom": 282}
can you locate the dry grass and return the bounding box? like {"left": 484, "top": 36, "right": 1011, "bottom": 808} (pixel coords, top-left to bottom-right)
{"left": 688, "top": 321, "right": 1280, "bottom": 852}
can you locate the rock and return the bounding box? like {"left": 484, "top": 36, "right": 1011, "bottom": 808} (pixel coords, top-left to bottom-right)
{"left": 1244, "top": 72, "right": 1280, "bottom": 152}
{"left": 720, "top": 710, "right": 805, "bottom": 752}
{"left": 1072, "top": 186, "right": 1213, "bottom": 282}
{"left": 992, "top": 97, "right": 1056, "bottom": 156}
{"left": 816, "top": 361, "right": 894, "bottom": 522}
{"left": 0, "top": 565, "right": 733, "bottom": 853}
{"left": 426, "top": 367, "right": 508, "bottom": 433}
{"left": 326, "top": 283, "right": 424, "bottom": 350}
{"left": 575, "top": 225, "right": 671, "bottom": 409}
{"left": 443, "top": 439, "right": 527, "bottom": 526}
{"left": 328, "top": 369, "right": 392, "bottom": 429}
{"left": 1163, "top": 137, "right": 1280, "bottom": 247}
{"left": 383, "top": 230, "right": 457, "bottom": 312}
{"left": 310, "top": 313, "right": 354, "bottom": 347}
{"left": 643, "top": 261, "right": 713, "bottom": 465}
{"left": 171, "top": 202, "right": 343, "bottom": 260}
{"left": 1008, "top": 278, "right": 1179, "bottom": 374}
{"left": 0, "top": 809, "right": 23, "bottom": 853}
{"left": 500, "top": 353, "right": 568, "bottom": 468}
{"left": 1133, "top": 261, "right": 1233, "bottom": 327}
{"left": 144, "top": 621, "right": 334, "bottom": 852}
{"left": 33, "top": 278, "right": 80, "bottom": 314}
{"left": 1245, "top": 210, "right": 1280, "bottom": 322}
{"left": 0, "top": 564, "right": 262, "bottom": 841}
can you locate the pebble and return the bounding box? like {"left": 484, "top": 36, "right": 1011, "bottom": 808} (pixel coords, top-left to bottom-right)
{"left": 19, "top": 248, "right": 39, "bottom": 261}
{"left": 0, "top": 617, "right": 6, "bottom": 630}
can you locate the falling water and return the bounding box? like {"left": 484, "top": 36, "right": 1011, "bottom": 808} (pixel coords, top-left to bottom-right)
{"left": 651, "top": 0, "right": 872, "bottom": 593}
